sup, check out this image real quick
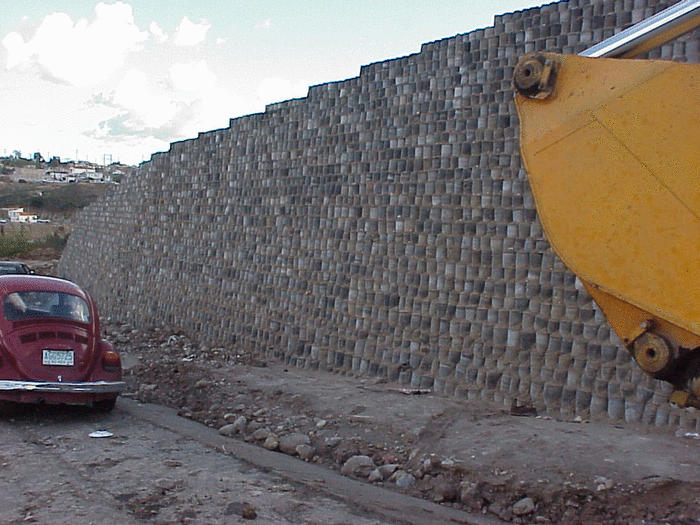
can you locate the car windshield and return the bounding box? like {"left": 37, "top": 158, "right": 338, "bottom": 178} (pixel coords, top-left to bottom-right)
{"left": 3, "top": 291, "right": 91, "bottom": 323}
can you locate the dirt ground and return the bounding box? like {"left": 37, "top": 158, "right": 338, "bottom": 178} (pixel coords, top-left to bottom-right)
{"left": 1, "top": 400, "right": 390, "bottom": 525}
{"left": 108, "top": 322, "right": 700, "bottom": 524}
{"left": 10, "top": 253, "right": 62, "bottom": 272}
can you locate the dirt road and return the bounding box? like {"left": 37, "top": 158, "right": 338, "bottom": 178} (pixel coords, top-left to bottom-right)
{"left": 0, "top": 402, "right": 410, "bottom": 524}
{"left": 116, "top": 323, "right": 700, "bottom": 524}
{"left": 1, "top": 322, "right": 698, "bottom": 524}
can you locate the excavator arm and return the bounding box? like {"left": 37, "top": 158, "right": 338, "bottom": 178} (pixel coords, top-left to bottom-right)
{"left": 514, "top": 0, "right": 700, "bottom": 407}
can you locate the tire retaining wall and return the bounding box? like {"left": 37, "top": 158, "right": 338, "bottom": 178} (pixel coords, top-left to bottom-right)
{"left": 59, "top": 0, "right": 699, "bottom": 430}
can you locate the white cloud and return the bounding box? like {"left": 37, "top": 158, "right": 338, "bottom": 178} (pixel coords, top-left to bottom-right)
{"left": 112, "top": 69, "right": 179, "bottom": 128}
{"left": 2, "top": 32, "right": 31, "bottom": 69}
{"left": 149, "top": 21, "right": 168, "bottom": 43}
{"left": 255, "top": 18, "right": 272, "bottom": 30}
{"left": 173, "top": 16, "right": 210, "bottom": 47}
{"left": 257, "top": 78, "right": 309, "bottom": 107}
{"left": 2, "top": 2, "right": 148, "bottom": 87}
{"left": 90, "top": 60, "right": 244, "bottom": 145}
{"left": 216, "top": 37, "right": 228, "bottom": 45}
{"left": 1, "top": 4, "right": 245, "bottom": 164}
{"left": 170, "top": 61, "right": 217, "bottom": 98}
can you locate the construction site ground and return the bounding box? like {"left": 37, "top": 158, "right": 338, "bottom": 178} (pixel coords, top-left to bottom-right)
{"left": 111, "top": 322, "right": 700, "bottom": 524}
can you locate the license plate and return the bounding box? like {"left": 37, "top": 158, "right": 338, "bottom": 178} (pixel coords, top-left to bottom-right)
{"left": 42, "top": 349, "right": 74, "bottom": 366}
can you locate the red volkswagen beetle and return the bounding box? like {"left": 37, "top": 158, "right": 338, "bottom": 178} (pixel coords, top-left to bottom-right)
{"left": 0, "top": 275, "right": 123, "bottom": 411}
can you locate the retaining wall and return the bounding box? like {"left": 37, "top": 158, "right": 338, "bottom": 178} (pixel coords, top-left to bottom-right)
{"left": 59, "top": 0, "right": 699, "bottom": 430}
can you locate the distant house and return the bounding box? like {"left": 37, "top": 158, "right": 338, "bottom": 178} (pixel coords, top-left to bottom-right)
{"left": 46, "top": 169, "right": 71, "bottom": 182}
{"left": 7, "top": 208, "right": 37, "bottom": 223}
{"left": 71, "top": 166, "right": 102, "bottom": 181}
{"left": 8, "top": 208, "right": 23, "bottom": 222}
{"left": 18, "top": 212, "right": 38, "bottom": 223}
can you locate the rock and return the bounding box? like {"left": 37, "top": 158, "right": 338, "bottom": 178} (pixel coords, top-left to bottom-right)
{"left": 459, "top": 482, "right": 478, "bottom": 505}
{"left": 434, "top": 480, "right": 458, "bottom": 502}
{"left": 296, "top": 444, "right": 315, "bottom": 461}
{"left": 250, "top": 428, "right": 270, "bottom": 441}
{"left": 263, "top": 435, "right": 279, "bottom": 450}
{"left": 393, "top": 471, "right": 416, "bottom": 488}
{"left": 194, "top": 379, "right": 210, "bottom": 388}
{"left": 278, "top": 433, "right": 311, "bottom": 455}
{"left": 246, "top": 420, "right": 262, "bottom": 433}
{"left": 223, "top": 413, "right": 237, "bottom": 422}
{"left": 241, "top": 503, "right": 257, "bottom": 520}
{"left": 368, "top": 468, "right": 383, "bottom": 482}
{"left": 341, "top": 455, "right": 375, "bottom": 479}
{"left": 332, "top": 440, "right": 359, "bottom": 464}
{"left": 512, "top": 496, "right": 535, "bottom": 516}
{"left": 324, "top": 436, "right": 342, "bottom": 448}
{"left": 380, "top": 453, "right": 399, "bottom": 464}
{"left": 155, "top": 478, "right": 178, "bottom": 490}
{"left": 489, "top": 501, "right": 511, "bottom": 521}
{"left": 218, "top": 424, "right": 237, "bottom": 437}
{"left": 233, "top": 415, "right": 247, "bottom": 434}
{"left": 594, "top": 476, "right": 614, "bottom": 491}
{"left": 315, "top": 419, "right": 327, "bottom": 428}
{"left": 378, "top": 464, "right": 399, "bottom": 479}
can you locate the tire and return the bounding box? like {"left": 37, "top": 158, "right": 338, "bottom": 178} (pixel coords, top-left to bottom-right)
{"left": 0, "top": 401, "right": 20, "bottom": 417}
{"left": 93, "top": 397, "right": 117, "bottom": 412}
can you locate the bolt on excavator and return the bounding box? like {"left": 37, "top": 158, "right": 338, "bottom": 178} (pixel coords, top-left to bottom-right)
{"left": 514, "top": 0, "right": 700, "bottom": 407}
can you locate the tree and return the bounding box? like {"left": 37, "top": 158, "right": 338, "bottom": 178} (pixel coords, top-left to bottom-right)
{"left": 33, "top": 152, "right": 44, "bottom": 167}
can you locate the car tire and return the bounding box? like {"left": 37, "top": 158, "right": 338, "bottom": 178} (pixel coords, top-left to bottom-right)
{"left": 0, "top": 401, "right": 19, "bottom": 416}
{"left": 93, "top": 398, "right": 117, "bottom": 412}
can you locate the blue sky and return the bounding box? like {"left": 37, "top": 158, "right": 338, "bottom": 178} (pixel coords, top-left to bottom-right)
{"left": 0, "top": 1, "right": 546, "bottom": 165}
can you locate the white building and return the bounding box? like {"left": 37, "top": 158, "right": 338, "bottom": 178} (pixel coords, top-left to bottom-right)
{"left": 7, "top": 208, "right": 37, "bottom": 223}
{"left": 46, "top": 169, "right": 71, "bottom": 182}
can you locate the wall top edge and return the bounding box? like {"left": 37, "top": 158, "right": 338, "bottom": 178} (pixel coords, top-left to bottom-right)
{"left": 139, "top": 0, "right": 554, "bottom": 169}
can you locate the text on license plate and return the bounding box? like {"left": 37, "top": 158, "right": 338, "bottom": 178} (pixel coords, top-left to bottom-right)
{"left": 42, "top": 349, "right": 74, "bottom": 366}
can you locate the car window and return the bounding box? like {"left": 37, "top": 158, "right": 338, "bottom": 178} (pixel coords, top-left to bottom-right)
{"left": 0, "top": 264, "right": 28, "bottom": 274}
{"left": 3, "top": 291, "right": 91, "bottom": 323}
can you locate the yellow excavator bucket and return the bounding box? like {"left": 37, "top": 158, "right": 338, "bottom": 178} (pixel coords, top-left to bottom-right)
{"left": 515, "top": 52, "right": 699, "bottom": 406}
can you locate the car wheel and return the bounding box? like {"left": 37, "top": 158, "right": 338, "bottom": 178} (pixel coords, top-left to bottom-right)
{"left": 0, "top": 401, "right": 20, "bottom": 416}
{"left": 93, "top": 398, "right": 117, "bottom": 412}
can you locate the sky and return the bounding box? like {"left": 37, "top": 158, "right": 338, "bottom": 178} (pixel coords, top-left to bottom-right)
{"left": 0, "top": 1, "right": 546, "bottom": 166}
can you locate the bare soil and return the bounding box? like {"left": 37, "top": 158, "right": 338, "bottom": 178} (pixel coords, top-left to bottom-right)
{"left": 110, "top": 322, "right": 700, "bottom": 524}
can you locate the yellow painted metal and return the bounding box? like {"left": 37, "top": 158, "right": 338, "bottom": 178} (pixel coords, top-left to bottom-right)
{"left": 582, "top": 280, "right": 699, "bottom": 352}
{"left": 515, "top": 54, "right": 699, "bottom": 352}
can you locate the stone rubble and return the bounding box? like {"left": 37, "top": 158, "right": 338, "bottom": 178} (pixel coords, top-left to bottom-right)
{"left": 114, "top": 322, "right": 700, "bottom": 523}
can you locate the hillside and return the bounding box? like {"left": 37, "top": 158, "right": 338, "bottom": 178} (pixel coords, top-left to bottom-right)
{"left": 0, "top": 181, "right": 112, "bottom": 215}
